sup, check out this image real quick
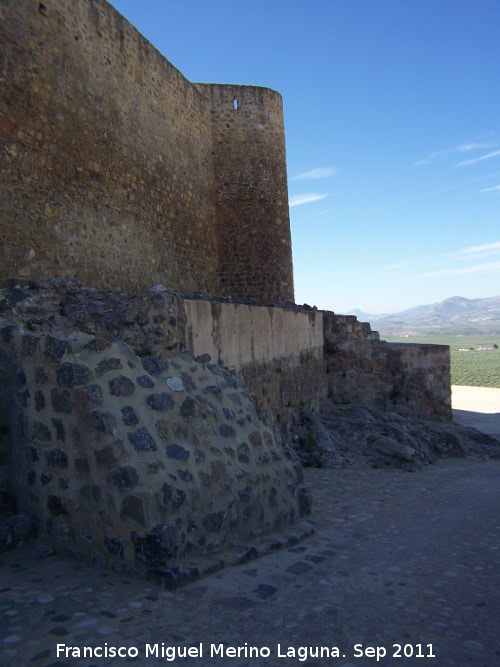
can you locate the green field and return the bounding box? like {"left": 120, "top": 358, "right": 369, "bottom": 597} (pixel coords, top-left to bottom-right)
{"left": 383, "top": 329, "right": 500, "bottom": 388}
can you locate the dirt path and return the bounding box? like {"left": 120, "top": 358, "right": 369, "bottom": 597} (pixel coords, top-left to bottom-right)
{"left": 452, "top": 385, "right": 500, "bottom": 437}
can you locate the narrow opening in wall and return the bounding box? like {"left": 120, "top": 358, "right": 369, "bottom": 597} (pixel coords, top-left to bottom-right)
{"left": 38, "top": 3, "right": 48, "bottom": 16}
{"left": 232, "top": 96, "right": 238, "bottom": 110}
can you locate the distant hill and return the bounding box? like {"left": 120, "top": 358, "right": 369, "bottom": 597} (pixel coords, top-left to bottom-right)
{"left": 351, "top": 295, "right": 500, "bottom": 336}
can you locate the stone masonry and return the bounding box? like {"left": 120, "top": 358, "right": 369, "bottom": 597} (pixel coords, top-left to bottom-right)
{"left": 6, "top": 328, "right": 311, "bottom": 583}
{"left": 0, "top": 0, "right": 294, "bottom": 303}
{"left": 0, "top": 0, "right": 460, "bottom": 578}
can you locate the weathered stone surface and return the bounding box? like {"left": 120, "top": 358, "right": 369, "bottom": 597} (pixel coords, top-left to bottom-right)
{"left": 34, "top": 366, "right": 49, "bottom": 385}
{"left": 47, "top": 495, "right": 69, "bottom": 516}
{"left": 162, "top": 484, "right": 187, "bottom": 510}
{"left": 56, "top": 363, "right": 90, "bottom": 388}
{"left": 179, "top": 396, "right": 196, "bottom": 421}
{"left": 21, "top": 334, "right": 40, "bottom": 358}
{"left": 120, "top": 495, "right": 145, "bottom": 526}
{"left": 32, "top": 421, "right": 51, "bottom": 442}
{"left": 127, "top": 427, "right": 157, "bottom": 452}
{"left": 146, "top": 393, "right": 175, "bottom": 411}
{"left": 238, "top": 485, "right": 252, "bottom": 502}
{"left": 43, "top": 336, "right": 68, "bottom": 361}
{"left": 45, "top": 448, "right": 68, "bottom": 469}
{"left": 121, "top": 405, "right": 139, "bottom": 426}
{"left": 34, "top": 390, "right": 46, "bottom": 411}
{"left": 24, "top": 445, "right": 39, "bottom": 463}
{"left": 291, "top": 401, "right": 499, "bottom": 471}
{"left": 219, "top": 424, "right": 236, "bottom": 438}
{"left": 136, "top": 375, "right": 155, "bottom": 389}
{"left": 167, "top": 377, "right": 185, "bottom": 392}
{"left": 106, "top": 466, "right": 140, "bottom": 489}
{"left": 141, "top": 357, "right": 170, "bottom": 377}
{"left": 202, "top": 511, "right": 226, "bottom": 533}
{"left": 95, "top": 357, "right": 122, "bottom": 375}
{"left": 6, "top": 331, "right": 309, "bottom": 578}
{"left": 14, "top": 389, "right": 30, "bottom": 409}
{"left": 165, "top": 444, "right": 190, "bottom": 461}
{"left": 109, "top": 376, "right": 135, "bottom": 397}
{"left": 51, "top": 388, "right": 73, "bottom": 413}
{"left": 73, "top": 384, "right": 104, "bottom": 410}
{"left": 94, "top": 441, "right": 127, "bottom": 467}
{"left": 1, "top": 0, "right": 295, "bottom": 309}
{"left": 74, "top": 457, "right": 90, "bottom": 478}
{"left": 0, "top": 515, "right": 33, "bottom": 552}
{"left": 84, "top": 411, "right": 117, "bottom": 435}
{"left": 132, "top": 524, "right": 178, "bottom": 566}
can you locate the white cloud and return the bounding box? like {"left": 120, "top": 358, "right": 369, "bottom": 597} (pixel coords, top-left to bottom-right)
{"left": 419, "top": 261, "right": 500, "bottom": 278}
{"left": 448, "top": 241, "right": 500, "bottom": 258}
{"left": 480, "top": 184, "right": 500, "bottom": 193}
{"left": 456, "top": 142, "right": 495, "bottom": 152}
{"left": 294, "top": 168, "right": 337, "bottom": 180}
{"left": 412, "top": 149, "right": 448, "bottom": 167}
{"left": 457, "top": 149, "right": 500, "bottom": 167}
{"left": 413, "top": 141, "right": 499, "bottom": 168}
{"left": 289, "top": 194, "right": 328, "bottom": 207}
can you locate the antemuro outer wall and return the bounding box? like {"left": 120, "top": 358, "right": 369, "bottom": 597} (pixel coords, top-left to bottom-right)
{"left": 0, "top": 0, "right": 293, "bottom": 303}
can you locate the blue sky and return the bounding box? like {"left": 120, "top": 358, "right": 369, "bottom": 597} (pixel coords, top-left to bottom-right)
{"left": 110, "top": 0, "right": 500, "bottom": 314}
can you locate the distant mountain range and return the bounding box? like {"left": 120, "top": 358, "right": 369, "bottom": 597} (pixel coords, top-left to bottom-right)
{"left": 350, "top": 295, "right": 500, "bottom": 334}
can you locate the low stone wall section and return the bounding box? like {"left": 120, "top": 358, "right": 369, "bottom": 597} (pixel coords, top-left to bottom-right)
{"left": 323, "top": 313, "right": 451, "bottom": 420}
{"left": 386, "top": 343, "right": 451, "bottom": 420}
{"left": 0, "top": 281, "right": 328, "bottom": 461}
{"left": 7, "top": 331, "right": 309, "bottom": 578}
{"left": 185, "top": 300, "right": 327, "bottom": 425}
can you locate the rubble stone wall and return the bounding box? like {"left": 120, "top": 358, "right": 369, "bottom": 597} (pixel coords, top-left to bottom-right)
{"left": 386, "top": 343, "right": 451, "bottom": 420}
{"left": 1, "top": 281, "right": 452, "bottom": 475}
{"left": 7, "top": 330, "right": 309, "bottom": 579}
{"left": 323, "top": 313, "right": 451, "bottom": 420}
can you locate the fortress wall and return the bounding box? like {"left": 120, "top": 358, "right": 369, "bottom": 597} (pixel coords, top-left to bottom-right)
{"left": 0, "top": 0, "right": 219, "bottom": 293}
{"left": 0, "top": 283, "right": 326, "bottom": 469}
{"left": 199, "top": 84, "right": 294, "bottom": 303}
{"left": 1, "top": 1, "right": 297, "bottom": 305}
{"left": 386, "top": 343, "right": 451, "bottom": 419}
{"left": 323, "top": 314, "right": 452, "bottom": 419}
{"left": 323, "top": 313, "right": 389, "bottom": 407}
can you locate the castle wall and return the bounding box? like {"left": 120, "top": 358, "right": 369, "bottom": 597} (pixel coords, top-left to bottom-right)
{"left": 323, "top": 313, "right": 452, "bottom": 420}
{"left": 386, "top": 343, "right": 451, "bottom": 420}
{"left": 0, "top": 0, "right": 222, "bottom": 293}
{"left": 0, "top": 281, "right": 327, "bottom": 470}
{"left": 0, "top": 0, "right": 294, "bottom": 304}
{"left": 199, "top": 84, "right": 294, "bottom": 303}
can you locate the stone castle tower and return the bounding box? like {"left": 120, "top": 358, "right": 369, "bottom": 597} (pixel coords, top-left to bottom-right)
{"left": 0, "top": 0, "right": 294, "bottom": 304}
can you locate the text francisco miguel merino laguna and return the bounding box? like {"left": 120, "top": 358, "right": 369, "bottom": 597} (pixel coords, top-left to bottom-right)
{"left": 56, "top": 642, "right": 436, "bottom": 661}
